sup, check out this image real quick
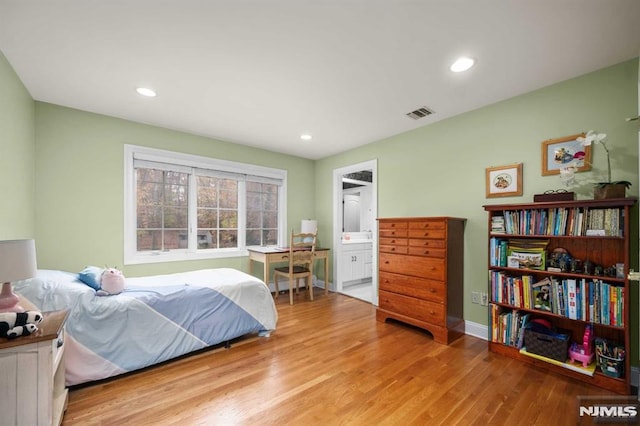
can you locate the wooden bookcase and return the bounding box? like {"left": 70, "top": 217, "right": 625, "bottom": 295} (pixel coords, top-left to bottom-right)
{"left": 483, "top": 198, "right": 636, "bottom": 394}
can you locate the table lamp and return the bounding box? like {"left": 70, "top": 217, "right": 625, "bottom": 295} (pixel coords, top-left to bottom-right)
{"left": 301, "top": 220, "right": 317, "bottom": 243}
{"left": 0, "top": 239, "right": 37, "bottom": 313}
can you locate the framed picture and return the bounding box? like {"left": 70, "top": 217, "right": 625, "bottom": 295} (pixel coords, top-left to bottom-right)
{"left": 541, "top": 133, "right": 591, "bottom": 176}
{"left": 507, "top": 249, "right": 546, "bottom": 270}
{"left": 485, "top": 163, "right": 523, "bottom": 198}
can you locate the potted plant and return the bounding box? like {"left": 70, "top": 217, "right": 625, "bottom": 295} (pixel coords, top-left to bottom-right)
{"left": 576, "top": 130, "right": 632, "bottom": 199}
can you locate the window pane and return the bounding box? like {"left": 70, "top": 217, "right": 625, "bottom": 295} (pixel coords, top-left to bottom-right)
{"left": 246, "top": 182, "right": 279, "bottom": 246}
{"left": 263, "top": 192, "right": 277, "bottom": 210}
{"left": 247, "top": 210, "right": 261, "bottom": 228}
{"left": 263, "top": 212, "right": 277, "bottom": 228}
{"left": 136, "top": 168, "right": 189, "bottom": 253}
{"left": 263, "top": 229, "right": 277, "bottom": 246}
{"left": 137, "top": 230, "right": 162, "bottom": 251}
{"left": 246, "top": 230, "right": 261, "bottom": 246}
{"left": 164, "top": 184, "right": 188, "bottom": 206}
{"left": 219, "top": 210, "right": 238, "bottom": 228}
{"left": 219, "top": 189, "right": 237, "bottom": 209}
{"left": 219, "top": 179, "right": 237, "bottom": 191}
{"left": 219, "top": 230, "right": 237, "bottom": 248}
{"left": 197, "top": 208, "right": 218, "bottom": 228}
{"left": 137, "top": 206, "right": 162, "bottom": 228}
{"left": 163, "top": 207, "right": 188, "bottom": 228}
{"left": 163, "top": 230, "right": 186, "bottom": 250}
{"left": 197, "top": 231, "right": 216, "bottom": 249}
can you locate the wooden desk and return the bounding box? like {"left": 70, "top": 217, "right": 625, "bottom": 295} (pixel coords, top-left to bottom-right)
{"left": 248, "top": 247, "right": 330, "bottom": 295}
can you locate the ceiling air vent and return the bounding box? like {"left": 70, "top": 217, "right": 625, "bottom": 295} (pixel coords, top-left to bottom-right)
{"left": 406, "top": 106, "right": 434, "bottom": 120}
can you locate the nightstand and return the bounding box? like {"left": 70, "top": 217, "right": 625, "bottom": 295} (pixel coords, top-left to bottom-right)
{"left": 0, "top": 309, "right": 69, "bottom": 426}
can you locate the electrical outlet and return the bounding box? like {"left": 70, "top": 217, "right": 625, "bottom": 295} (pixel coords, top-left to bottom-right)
{"left": 480, "top": 292, "right": 489, "bottom": 306}
{"left": 471, "top": 291, "right": 481, "bottom": 304}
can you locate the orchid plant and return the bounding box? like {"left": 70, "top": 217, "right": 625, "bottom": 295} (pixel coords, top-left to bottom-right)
{"left": 560, "top": 130, "right": 631, "bottom": 188}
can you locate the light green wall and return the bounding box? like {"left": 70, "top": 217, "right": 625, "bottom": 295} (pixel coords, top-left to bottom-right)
{"left": 34, "top": 103, "right": 315, "bottom": 278}
{"left": 0, "top": 51, "right": 35, "bottom": 239}
{"left": 315, "top": 59, "right": 639, "bottom": 327}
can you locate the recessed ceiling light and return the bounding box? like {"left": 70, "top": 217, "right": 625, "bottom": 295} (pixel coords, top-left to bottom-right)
{"left": 136, "top": 87, "right": 157, "bottom": 97}
{"left": 300, "top": 134, "right": 312, "bottom": 141}
{"left": 450, "top": 57, "right": 475, "bottom": 73}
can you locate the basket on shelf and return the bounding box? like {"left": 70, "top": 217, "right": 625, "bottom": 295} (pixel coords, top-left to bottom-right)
{"left": 595, "top": 337, "right": 625, "bottom": 378}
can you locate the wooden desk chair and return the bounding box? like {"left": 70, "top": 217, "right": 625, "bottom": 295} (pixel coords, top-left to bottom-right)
{"left": 273, "top": 230, "right": 317, "bottom": 305}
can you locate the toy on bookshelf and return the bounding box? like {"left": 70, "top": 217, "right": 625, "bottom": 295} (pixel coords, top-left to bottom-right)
{"left": 568, "top": 325, "right": 594, "bottom": 368}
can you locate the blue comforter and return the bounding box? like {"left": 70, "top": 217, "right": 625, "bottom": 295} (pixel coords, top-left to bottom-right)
{"left": 14, "top": 268, "right": 278, "bottom": 385}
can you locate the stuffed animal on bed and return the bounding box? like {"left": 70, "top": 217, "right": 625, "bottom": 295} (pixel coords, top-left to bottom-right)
{"left": 97, "top": 267, "right": 125, "bottom": 296}
{"left": 0, "top": 310, "right": 43, "bottom": 339}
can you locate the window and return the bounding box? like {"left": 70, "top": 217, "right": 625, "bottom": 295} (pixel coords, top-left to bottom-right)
{"left": 124, "top": 145, "right": 287, "bottom": 264}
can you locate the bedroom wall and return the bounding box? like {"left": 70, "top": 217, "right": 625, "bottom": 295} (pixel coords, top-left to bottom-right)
{"left": 315, "top": 58, "right": 639, "bottom": 329}
{"left": 0, "top": 50, "right": 36, "bottom": 239}
{"left": 34, "top": 103, "right": 315, "bottom": 278}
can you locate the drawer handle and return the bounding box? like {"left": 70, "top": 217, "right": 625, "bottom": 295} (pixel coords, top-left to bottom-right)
{"left": 391, "top": 248, "right": 396, "bottom": 252}
{"left": 429, "top": 288, "right": 435, "bottom": 293}
{"left": 385, "top": 261, "right": 390, "bottom": 264}
{"left": 429, "top": 310, "right": 435, "bottom": 315}
{"left": 57, "top": 339, "right": 64, "bottom": 348}
{"left": 423, "top": 232, "right": 429, "bottom": 237}
{"left": 391, "top": 239, "right": 395, "bottom": 243}
{"left": 423, "top": 250, "right": 429, "bottom": 255}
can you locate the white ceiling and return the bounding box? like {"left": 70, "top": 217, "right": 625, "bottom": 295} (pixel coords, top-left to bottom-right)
{"left": 1, "top": 1, "right": 639, "bottom": 160}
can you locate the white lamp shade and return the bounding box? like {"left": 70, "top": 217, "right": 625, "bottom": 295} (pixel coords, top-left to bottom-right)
{"left": 301, "top": 220, "right": 317, "bottom": 234}
{"left": 0, "top": 239, "right": 37, "bottom": 283}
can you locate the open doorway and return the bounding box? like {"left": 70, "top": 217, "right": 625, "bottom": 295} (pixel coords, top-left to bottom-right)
{"left": 332, "top": 160, "right": 378, "bottom": 305}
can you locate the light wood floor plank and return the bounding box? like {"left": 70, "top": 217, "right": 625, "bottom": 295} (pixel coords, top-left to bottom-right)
{"left": 62, "top": 290, "right": 619, "bottom": 425}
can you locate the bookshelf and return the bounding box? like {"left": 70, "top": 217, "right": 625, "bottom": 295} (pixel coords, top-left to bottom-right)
{"left": 483, "top": 198, "right": 636, "bottom": 394}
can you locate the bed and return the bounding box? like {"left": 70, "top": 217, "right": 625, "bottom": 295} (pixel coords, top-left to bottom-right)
{"left": 13, "top": 268, "right": 278, "bottom": 386}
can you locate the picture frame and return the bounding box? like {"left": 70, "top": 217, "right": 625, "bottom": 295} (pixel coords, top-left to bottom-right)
{"left": 541, "top": 133, "right": 591, "bottom": 176}
{"left": 485, "top": 163, "right": 523, "bottom": 198}
{"left": 507, "top": 249, "right": 546, "bottom": 270}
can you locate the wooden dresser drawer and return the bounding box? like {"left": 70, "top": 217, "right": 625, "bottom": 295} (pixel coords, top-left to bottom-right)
{"left": 409, "top": 238, "right": 445, "bottom": 249}
{"left": 379, "top": 290, "right": 444, "bottom": 324}
{"left": 379, "top": 228, "right": 408, "bottom": 238}
{"left": 379, "top": 221, "right": 408, "bottom": 230}
{"left": 379, "top": 237, "right": 408, "bottom": 246}
{"left": 379, "top": 245, "right": 408, "bottom": 255}
{"left": 408, "top": 229, "right": 446, "bottom": 239}
{"left": 379, "top": 252, "right": 445, "bottom": 280}
{"left": 409, "top": 220, "right": 445, "bottom": 230}
{"left": 379, "top": 271, "right": 444, "bottom": 303}
{"left": 407, "top": 247, "right": 446, "bottom": 258}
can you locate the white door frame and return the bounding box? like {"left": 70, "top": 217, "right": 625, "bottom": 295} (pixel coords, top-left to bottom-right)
{"left": 332, "top": 159, "right": 378, "bottom": 305}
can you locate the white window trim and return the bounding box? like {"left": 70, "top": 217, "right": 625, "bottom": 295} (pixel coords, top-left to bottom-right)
{"left": 124, "top": 144, "right": 287, "bottom": 265}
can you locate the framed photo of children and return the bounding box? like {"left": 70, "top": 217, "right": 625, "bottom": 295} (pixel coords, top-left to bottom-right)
{"left": 485, "top": 163, "right": 523, "bottom": 198}
{"left": 541, "top": 133, "right": 591, "bottom": 176}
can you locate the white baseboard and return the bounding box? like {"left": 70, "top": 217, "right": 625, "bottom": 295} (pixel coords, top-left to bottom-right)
{"left": 464, "top": 320, "right": 488, "bottom": 340}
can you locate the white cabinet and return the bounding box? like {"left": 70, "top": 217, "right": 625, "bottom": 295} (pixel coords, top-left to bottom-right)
{"left": 340, "top": 242, "right": 373, "bottom": 283}
{"left": 0, "top": 310, "right": 69, "bottom": 426}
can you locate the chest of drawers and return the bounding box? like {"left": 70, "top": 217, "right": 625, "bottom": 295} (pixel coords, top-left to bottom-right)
{"left": 377, "top": 217, "right": 465, "bottom": 344}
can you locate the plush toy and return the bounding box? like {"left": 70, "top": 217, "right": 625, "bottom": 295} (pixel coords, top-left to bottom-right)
{"left": 0, "top": 310, "right": 43, "bottom": 339}
{"left": 97, "top": 267, "right": 125, "bottom": 296}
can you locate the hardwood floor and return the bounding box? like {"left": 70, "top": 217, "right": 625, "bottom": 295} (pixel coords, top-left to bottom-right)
{"left": 62, "top": 289, "right": 619, "bottom": 425}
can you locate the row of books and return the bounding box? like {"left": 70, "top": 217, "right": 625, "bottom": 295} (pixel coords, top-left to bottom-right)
{"left": 489, "top": 305, "right": 529, "bottom": 348}
{"left": 490, "top": 272, "right": 624, "bottom": 326}
{"left": 492, "top": 207, "right": 624, "bottom": 237}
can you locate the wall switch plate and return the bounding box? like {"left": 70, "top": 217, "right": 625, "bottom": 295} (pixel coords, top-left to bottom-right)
{"left": 480, "top": 292, "right": 489, "bottom": 306}
{"left": 471, "top": 291, "right": 481, "bottom": 304}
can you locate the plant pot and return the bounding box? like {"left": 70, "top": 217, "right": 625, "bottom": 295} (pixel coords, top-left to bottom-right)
{"left": 593, "top": 183, "right": 627, "bottom": 200}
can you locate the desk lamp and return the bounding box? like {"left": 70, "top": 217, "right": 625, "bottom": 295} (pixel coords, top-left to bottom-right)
{"left": 0, "top": 239, "right": 37, "bottom": 313}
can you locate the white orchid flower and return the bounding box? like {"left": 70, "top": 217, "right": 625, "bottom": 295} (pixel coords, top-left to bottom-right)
{"left": 576, "top": 130, "right": 607, "bottom": 146}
